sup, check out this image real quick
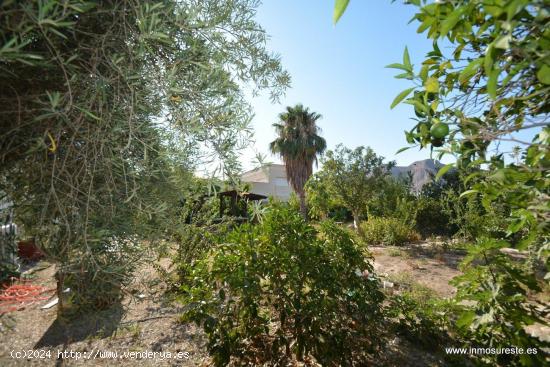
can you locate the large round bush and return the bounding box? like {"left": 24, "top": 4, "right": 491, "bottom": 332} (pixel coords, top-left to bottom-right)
{"left": 179, "top": 204, "right": 384, "bottom": 365}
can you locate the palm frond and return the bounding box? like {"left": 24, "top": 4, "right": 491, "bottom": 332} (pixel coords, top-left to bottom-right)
{"left": 269, "top": 104, "right": 326, "bottom": 197}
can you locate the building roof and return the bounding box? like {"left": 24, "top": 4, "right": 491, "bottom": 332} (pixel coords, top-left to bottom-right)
{"left": 241, "top": 164, "right": 286, "bottom": 183}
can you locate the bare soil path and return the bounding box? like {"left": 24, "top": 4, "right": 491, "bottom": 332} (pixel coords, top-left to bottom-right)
{"left": 370, "top": 242, "right": 465, "bottom": 297}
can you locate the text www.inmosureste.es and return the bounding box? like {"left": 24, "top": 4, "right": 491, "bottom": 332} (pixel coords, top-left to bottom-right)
{"left": 445, "top": 346, "right": 538, "bottom": 356}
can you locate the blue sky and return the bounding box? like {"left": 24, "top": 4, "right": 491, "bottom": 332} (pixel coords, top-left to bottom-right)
{"left": 241, "top": 0, "right": 442, "bottom": 170}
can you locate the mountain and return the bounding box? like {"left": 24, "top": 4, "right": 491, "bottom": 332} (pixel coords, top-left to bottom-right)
{"left": 391, "top": 159, "right": 444, "bottom": 192}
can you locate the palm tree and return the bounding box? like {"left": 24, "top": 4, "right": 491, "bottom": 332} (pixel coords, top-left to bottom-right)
{"left": 269, "top": 104, "right": 326, "bottom": 219}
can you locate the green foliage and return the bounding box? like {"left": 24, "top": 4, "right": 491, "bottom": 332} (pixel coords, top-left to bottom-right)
{"left": 389, "top": 0, "right": 548, "bottom": 154}
{"left": 247, "top": 200, "right": 268, "bottom": 224}
{"left": 452, "top": 238, "right": 548, "bottom": 366}
{"left": 177, "top": 178, "right": 221, "bottom": 227}
{"left": 414, "top": 170, "right": 459, "bottom": 238}
{"left": 170, "top": 178, "right": 238, "bottom": 283}
{"left": 304, "top": 173, "right": 344, "bottom": 220}
{"left": 179, "top": 204, "right": 384, "bottom": 365}
{"left": 442, "top": 189, "right": 509, "bottom": 241}
{"left": 0, "top": 0, "right": 289, "bottom": 314}
{"left": 333, "top": 0, "right": 350, "bottom": 24}
{"left": 330, "top": 1, "right": 549, "bottom": 363}
{"left": 384, "top": 1, "right": 549, "bottom": 363}
{"left": 61, "top": 236, "right": 142, "bottom": 313}
{"left": 414, "top": 196, "right": 454, "bottom": 238}
{"left": 387, "top": 0, "right": 549, "bottom": 257}
{"left": 173, "top": 223, "right": 231, "bottom": 286}
{"left": 320, "top": 144, "right": 394, "bottom": 227}
{"left": 387, "top": 279, "right": 458, "bottom": 351}
{"left": 328, "top": 206, "right": 353, "bottom": 222}
{"left": 370, "top": 175, "right": 417, "bottom": 226}
{"left": 359, "top": 217, "right": 419, "bottom": 246}
{"left": 420, "top": 168, "right": 461, "bottom": 199}
{"left": 287, "top": 192, "right": 301, "bottom": 213}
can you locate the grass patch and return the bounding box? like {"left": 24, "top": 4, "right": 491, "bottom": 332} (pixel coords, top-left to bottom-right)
{"left": 387, "top": 248, "right": 410, "bottom": 258}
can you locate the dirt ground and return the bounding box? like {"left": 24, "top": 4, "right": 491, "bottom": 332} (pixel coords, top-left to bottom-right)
{"left": 0, "top": 242, "right": 546, "bottom": 366}
{"left": 0, "top": 257, "right": 209, "bottom": 367}
{"left": 370, "top": 242, "right": 464, "bottom": 298}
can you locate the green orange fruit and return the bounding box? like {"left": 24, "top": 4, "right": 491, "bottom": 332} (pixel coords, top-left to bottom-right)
{"left": 430, "top": 122, "right": 449, "bottom": 139}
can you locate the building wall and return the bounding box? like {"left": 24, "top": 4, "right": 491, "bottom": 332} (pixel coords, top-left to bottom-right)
{"left": 241, "top": 164, "right": 293, "bottom": 201}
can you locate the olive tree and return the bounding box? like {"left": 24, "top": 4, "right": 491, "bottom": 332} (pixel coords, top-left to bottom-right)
{"left": 0, "top": 0, "right": 289, "bottom": 314}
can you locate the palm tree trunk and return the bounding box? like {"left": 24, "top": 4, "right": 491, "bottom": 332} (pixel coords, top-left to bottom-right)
{"left": 298, "top": 191, "right": 307, "bottom": 221}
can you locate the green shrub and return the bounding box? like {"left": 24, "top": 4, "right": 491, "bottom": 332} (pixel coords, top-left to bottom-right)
{"left": 386, "top": 283, "right": 472, "bottom": 366}
{"left": 179, "top": 204, "right": 384, "bottom": 366}
{"left": 387, "top": 287, "right": 456, "bottom": 350}
{"left": 359, "top": 217, "right": 419, "bottom": 246}
{"left": 451, "top": 238, "right": 548, "bottom": 367}
{"left": 287, "top": 192, "right": 301, "bottom": 213}
{"left": 414, "top": 197, "right": 455, "bottom": 238}
{"left": 173, "top": 213, "right": 238, "bottom": 287}
{"left": 442, "top": 189, "right": 509, "bottom": 241}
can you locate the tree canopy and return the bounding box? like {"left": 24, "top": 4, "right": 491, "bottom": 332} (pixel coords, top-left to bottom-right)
{"left": 0, "top": 0, "right": 289, "bottom": 313}
{"left": 320, "top": 144, "right": 394, "bottom": 227}
{"left": 269, "top": 104, "right": 326, "bottom": 219}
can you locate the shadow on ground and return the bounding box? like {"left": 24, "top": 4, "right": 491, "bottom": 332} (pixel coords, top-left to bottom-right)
{"left": 34, "top": 303, "right": 123, "bottom": 348}
{"left": 402, "top": 243, "right": 465, "bottom": 270}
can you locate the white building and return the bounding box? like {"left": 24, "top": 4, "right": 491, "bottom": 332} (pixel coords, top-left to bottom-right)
{"left": 241, "top": 164, "right": 293, "bottom": 201}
